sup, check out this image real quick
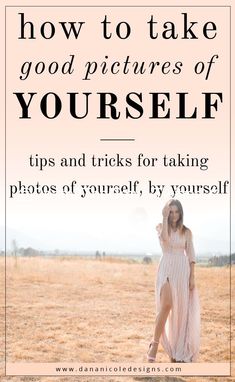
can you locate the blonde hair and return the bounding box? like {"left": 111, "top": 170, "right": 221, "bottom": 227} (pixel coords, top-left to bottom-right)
{"left": 168, "top": 199, "right": 188, "bottom": 235}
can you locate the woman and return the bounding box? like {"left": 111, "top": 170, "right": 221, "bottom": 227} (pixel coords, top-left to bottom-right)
{"left": 147, "top": 199, "right": 200, "bottom": 363}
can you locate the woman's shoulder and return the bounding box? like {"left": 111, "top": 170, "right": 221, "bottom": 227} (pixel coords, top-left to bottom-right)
{"left": 184, "top": 226, "right": 193, "bottom": 239}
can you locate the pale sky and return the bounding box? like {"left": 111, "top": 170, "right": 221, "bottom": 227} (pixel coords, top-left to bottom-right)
{"left": 3, "top": 192, "right": 233, "bottom": 255}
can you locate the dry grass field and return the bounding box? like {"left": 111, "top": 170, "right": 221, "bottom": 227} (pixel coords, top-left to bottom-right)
{"left": 0, "top": 256, "right": 234, "bottom": 382}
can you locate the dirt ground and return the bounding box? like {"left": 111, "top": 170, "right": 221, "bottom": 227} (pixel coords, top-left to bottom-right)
{"left": 0, "top": 256, "right": 234, "bottom": 382}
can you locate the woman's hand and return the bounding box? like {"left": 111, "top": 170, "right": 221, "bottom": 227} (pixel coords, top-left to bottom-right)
{"left": 162, "top": 201, "right": 171, "bottom": 218}
{"left": 189, "top": 274, "right": 195, "bottom": 290}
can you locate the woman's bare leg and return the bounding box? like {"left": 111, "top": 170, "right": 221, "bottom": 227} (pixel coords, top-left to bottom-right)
{"left": 148, "top": 279, "right": 172, "bottom": 359}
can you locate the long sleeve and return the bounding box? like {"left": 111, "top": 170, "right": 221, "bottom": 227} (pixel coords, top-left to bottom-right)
{"left": 156, "top": 223, "right": 164, "bottom": 248}
{"left": 185, "top": 229, "right": 196, "bottom": 264}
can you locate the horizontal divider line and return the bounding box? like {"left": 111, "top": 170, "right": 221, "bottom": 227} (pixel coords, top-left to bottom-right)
{"left": 100, "top": 138, "right": 135, "bottom": 141}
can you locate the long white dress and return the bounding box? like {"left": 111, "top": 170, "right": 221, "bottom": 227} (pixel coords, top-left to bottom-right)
{"left": 155, "top": 224, "right": 200, "bottom": 362}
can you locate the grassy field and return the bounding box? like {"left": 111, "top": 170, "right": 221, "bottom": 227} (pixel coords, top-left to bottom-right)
{"left": 0, "top": 256, "right": 234, "bottom": 382}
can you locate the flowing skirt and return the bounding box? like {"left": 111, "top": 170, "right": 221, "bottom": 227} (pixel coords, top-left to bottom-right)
{"left": 155, "top": 253, "right": 200, "bottom": 362}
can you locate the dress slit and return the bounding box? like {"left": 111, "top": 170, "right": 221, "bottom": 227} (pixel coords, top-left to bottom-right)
{"left": 159, "top": 276, "right": 171, "bottom": 304}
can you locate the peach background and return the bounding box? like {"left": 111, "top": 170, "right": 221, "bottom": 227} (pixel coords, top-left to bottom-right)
{"left": 3, "top": 3, "right": 231, "bottom": 254}
{"left": 6, "top": 362, "right": 231, "bottom": 376}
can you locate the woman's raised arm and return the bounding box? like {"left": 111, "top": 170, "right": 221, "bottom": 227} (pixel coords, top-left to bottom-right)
{"left": 156, "top": 201, "right": 171, "bottom": 241}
